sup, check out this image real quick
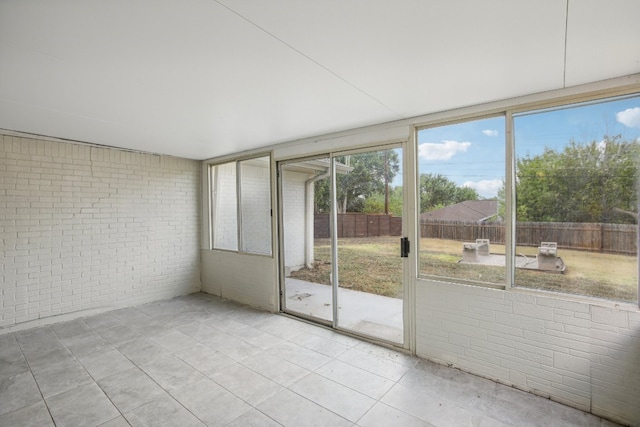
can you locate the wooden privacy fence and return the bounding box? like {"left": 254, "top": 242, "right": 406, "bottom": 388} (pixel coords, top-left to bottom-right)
{"left": 314, "top": 215, "right": 637, "bottom": 254}
{"left": 420, "top": 220, "right": 505, "bottom": 245}
{"left": 419, "top": 219, "right": 638, "bottom": 255}
{"left": 315, "top": 213, "right": 402, "bottom": 238}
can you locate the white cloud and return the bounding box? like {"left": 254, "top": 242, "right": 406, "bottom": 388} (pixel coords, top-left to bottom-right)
{"left": 463, "top": 179, "right": 503, "bottom": 198}
{"left": 418, "top": 140, "right": 471, "bottom": 161}
{"left": 482, "top": 129, "right": 498, "bottom": 137}
{"left": 616, "top": 107, "right": 640, "bottom": 128}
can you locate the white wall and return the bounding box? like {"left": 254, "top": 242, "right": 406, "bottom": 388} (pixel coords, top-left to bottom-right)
{"left": 282, "top": 170, "right": 309, "bottom": 272}
{"left": 211, "top": 162, "right": 237, "bottom": 250}
{"left": 416, "top": 280, "right": 640, "bottom": 426}
{"left": 1, "top": 134, "right": 201, "bottom": 330}
{"left": 240, "top": 160, "right": 272, "bottom": 255}
{"left": 200, "top": 249, "right": 277, "bottom": 312}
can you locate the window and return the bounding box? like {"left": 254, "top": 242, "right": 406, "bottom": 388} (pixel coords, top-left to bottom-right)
{"left": 513, "top": 95, "right": 640, "bottom": 303}
{"left": 417, "top": 95, "right": 640, "bottom": 304}
{"left": 418, "top": 116, "right": 506, "bottom": 286}
{"left": 210, "top": 155, "right": 272, "bottom": 255}
{"left": 210, "top": 161, "right": 238, "bottom": 251}
{"left": 239, "top": 157, "right": 272, "bottom": 255}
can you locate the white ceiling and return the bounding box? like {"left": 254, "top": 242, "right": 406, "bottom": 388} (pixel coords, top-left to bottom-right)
{"left": 1, "top": 1, "right": 639, "bottom": 160}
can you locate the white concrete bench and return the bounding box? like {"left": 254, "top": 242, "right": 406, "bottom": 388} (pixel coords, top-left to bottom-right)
{"left": 462, "top": 243, "right": 478, "bottom": 262}
{"left": 476, "top": 239, "right": 490, "bottom": 256}
{"left": 537, "top": 242, "right": 558, "bottom": 270}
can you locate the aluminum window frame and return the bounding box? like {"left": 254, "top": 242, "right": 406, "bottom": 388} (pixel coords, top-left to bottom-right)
{"left": 414, "top": 92, "right": 640, "bottom": 307}
{"left": 208, "top": 153, "right": 273, "bottom": 257}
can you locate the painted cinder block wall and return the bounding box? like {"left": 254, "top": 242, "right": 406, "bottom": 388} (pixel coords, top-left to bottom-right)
{"left": 0, "top": 134, "right": 201, "bottom": 329}
{"left": 416, "top": 280, "right": 640, "bottom": 426}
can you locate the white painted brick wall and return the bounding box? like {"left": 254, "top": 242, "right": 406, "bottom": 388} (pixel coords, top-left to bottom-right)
{"left": 211, "top": 162, "right": 237, "bottom": 250}
{"left": 281, "top": 170, "right": 309, "bottom": 271}
{"left": 240, "top": 161, "right": 272, "bottom": 255}
{"left": 416, "top": 280, "right": 640, "bottom": 426}
{"left": 1, "top": 134, "right": 201, "bottom": 330}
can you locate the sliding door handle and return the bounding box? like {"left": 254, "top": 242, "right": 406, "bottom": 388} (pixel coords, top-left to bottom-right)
{"left": 400, "top": 237, "right": 410, "bottom": 258}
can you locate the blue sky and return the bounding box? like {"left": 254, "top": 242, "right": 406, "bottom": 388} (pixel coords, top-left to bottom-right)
{"left": 415, "top": 95, "right": 640, "bottom": 198}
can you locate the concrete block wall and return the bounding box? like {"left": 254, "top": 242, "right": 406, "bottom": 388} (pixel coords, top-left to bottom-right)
{"left": 1, "top": 134, "right": 201, "bottom": 330}
{"left": 416, "top": 280, "right": 640, "bottom": 426}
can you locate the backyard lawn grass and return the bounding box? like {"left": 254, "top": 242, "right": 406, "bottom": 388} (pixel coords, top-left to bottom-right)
{"left": 290, "top": 238, "right": 403, "bottom": 298}
{"left": 289, "top": 236, "right": 638, "bottom": 303}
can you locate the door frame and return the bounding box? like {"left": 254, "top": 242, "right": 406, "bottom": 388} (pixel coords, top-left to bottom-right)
{"left": 277, "top": 154, "right": 334, "bottom": 328}
{"left": 277, "top": 140, "right": 414, "bottom": 350}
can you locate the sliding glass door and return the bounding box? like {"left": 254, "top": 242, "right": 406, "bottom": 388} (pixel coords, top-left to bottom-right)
{"left": 279, "top": 145, "right": 406, "bottom": 344}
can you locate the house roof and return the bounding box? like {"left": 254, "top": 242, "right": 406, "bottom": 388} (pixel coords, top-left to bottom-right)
{"left": 420, "top": 200, "right": 498, "bottom": 222}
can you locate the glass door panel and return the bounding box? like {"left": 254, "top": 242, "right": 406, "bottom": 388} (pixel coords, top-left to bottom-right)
{"left": 280, "top": 157, "right": 333, "bottom": 323}
{"left": 334, "top": 147, "right": 404, "bottom": 343}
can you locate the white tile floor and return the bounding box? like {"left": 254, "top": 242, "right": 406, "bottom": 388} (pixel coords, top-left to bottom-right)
{"left": 0, "top": 293, "right": 620, "bottom": 426}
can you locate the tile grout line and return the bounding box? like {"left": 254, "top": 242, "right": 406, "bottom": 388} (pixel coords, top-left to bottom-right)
{"left": 57, "top": 320, "right": 138, "bottom": 426}
{"left": 14, "top": 329, "right": 60, "bottom": 425}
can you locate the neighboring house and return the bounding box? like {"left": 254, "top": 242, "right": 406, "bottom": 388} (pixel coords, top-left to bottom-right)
{"left": 420, "top": 199, "right": 498, "bottom": 222}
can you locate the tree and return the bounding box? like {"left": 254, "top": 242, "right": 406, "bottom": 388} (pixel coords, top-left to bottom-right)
{"left": 363, "top": 186, "right": 403, "bottom": 216}
{"left": 514, "top": 135, "right": 639, "bottom": 223}
{"left": 419, "top": 173, "right": 479, "bottom": 213}
{"left": 314, "top": 150, "right": 400, "bottom": 213}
